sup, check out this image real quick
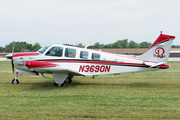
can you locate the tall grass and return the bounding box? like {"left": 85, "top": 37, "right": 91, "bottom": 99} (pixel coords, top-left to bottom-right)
{"left": 0, "top": 61, "right": 180, "bottom": 119}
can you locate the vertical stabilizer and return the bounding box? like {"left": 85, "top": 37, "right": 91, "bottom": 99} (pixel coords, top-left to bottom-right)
{"left": 137, "top": 33, "right": 175, "bottom": 63}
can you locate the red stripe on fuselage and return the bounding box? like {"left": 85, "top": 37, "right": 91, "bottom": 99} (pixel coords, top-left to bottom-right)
{"left": 13, "top": 52, "right": 40, "bottom": 57}
{"left": 47, "top": 60, "right": 170, "bottom": 68}
{"left": 25, "top": 60, "right": 169, "bottom": 69}
{"left": 51, "top": 60, "right": 144, "bottom": 66}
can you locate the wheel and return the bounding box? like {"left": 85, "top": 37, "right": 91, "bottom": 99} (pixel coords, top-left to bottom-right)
{"left": 54, "top": 82, "right": 64, "bottom": 87}
{"left": 12, "top": 79, "right": 19, "bottom": 84}
{"left": 64, "top": 77, "right": 72, "bottom": 83}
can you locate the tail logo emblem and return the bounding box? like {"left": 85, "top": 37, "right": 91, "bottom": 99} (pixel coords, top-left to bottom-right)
{"left": 154, "top": 47, "right": 165, "bottom": 58}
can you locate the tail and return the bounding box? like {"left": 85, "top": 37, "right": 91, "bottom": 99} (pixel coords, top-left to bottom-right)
{"left": 138, "top": 32, "right": 175, "bottom": 63}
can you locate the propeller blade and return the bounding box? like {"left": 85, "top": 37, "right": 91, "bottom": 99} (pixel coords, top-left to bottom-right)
{"left": 12, "top": 42, "right": 14, "bottom": 56}
{"left": 11, "top": 42, "right": 15, "bottom": 73}
{"left": 11, "top": 59, "right": 14, "bottom": 73}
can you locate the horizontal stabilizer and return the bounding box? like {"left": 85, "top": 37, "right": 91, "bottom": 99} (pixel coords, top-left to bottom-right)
{"left": 144, "top": 62, "right": 165, "bottom": 68}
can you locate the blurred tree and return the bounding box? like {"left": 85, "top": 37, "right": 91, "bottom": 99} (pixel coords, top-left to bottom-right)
{"left": 4, "top": 41, "right": 38, "bottom": 52}
{"left": 171, "top": 45, "right": 180, "bottom": 48}
{"left": 111, "top": 39, "right": 128, "bottom": 48}
{"left": 5, "top": 42, "right": 13, "bottom": 52}
{"left": 112, "top": 41, "right": 121, "bottom": 48}
{"left": 93, "top": 42, "right": 100, "bottom": 48}
{"left": 26, "top": 43, "right": 33, "bottom": 51}
{"left": 128, "top": 40, "right": 139, "bottom": 48}
{"left": 139, "top": 42, "right": 152, "bottom": 48}
{"left": 78, "top": 43, "right": 83, "bottom": 46}
{"left": 32, "top": 43, "right": 41, "bottom": 51}
{"left": 0, "top": 47, "right": 3, "bottom": 52}
{"left": 119, "top": 39, "right": 128, "bottom": 48}
{"left": 104, "top": 44, "right": 112, "bottom": 48}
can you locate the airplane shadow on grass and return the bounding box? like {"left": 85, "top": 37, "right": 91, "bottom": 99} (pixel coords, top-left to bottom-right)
{"left": 21, "top": 79, "right": 180, "bottom": 91}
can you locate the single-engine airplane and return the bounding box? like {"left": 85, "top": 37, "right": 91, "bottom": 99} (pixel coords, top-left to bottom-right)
{"left": 6, "top": 32, "right": 175, "bottom": 86}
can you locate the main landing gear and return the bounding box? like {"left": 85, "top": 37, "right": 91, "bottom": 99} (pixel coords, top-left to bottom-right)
{"left": 12, "top": 72, "right": 19, "bottom": 84}
{"left": 64, "top": 77, "right": 72, "bottom": 83}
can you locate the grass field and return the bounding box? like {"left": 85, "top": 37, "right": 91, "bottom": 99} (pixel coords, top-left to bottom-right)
{"left": 0, "top": 61, "right": 180, "bottom": 119}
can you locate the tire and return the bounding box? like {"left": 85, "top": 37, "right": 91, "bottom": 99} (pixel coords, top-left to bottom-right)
{"left": 12, "top": 79, "right": 19, "bottom": 84}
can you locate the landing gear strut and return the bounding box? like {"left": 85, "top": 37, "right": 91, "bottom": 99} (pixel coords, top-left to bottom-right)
{"left": 64, "top": 77, "right": 72, "bottom": 83}
{"left": 12, "top": 72, "right": 19, "bottom": 84}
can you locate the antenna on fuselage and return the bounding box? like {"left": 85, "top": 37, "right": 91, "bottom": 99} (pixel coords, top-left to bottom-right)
{"left": 85, "top": 43, "right": 90, "bottom": 49}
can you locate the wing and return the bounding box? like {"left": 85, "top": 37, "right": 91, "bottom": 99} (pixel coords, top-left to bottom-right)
{"left": 24, "top": 61, "right": 86, "bottom": 76}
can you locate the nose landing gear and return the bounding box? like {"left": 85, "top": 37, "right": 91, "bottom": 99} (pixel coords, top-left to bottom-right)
{"left": 12, "top": 78, "right": 19, "bottom": 84}
{"left": 12, "top": 72, "right": 19, "bottom": 84}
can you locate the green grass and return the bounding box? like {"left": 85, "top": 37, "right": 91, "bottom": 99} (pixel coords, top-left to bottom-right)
{"left": 0, "top": 61, "right": 180, "bottom": 119}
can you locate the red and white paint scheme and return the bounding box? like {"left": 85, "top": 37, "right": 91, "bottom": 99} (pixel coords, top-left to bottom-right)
{"left": 6, "top": 32, "right": 175, "bottom": 86}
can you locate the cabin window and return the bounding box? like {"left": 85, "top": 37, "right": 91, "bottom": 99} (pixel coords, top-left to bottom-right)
{"left": 80, "top": 51, "right": 88, "bottom": 59}
{"left": 65, "top": 48, "right": 76, "bottom": 58}
{"left": 45, "top": 46, "right": 63, "bottom": 57}
{"left": 92, "top": 53, "right": 100, "bottom": 60}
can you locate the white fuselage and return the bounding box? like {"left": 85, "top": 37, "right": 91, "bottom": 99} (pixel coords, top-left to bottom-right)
{"left": 13, "top": 45, "right": 161, "bottom": 77}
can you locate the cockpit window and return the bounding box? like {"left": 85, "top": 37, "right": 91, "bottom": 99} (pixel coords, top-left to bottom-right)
{"left": 45, "top": 46, "right": 63, "bottom": 57}
{"left": 37, "top": 45, "right": 52, "bottom": 54}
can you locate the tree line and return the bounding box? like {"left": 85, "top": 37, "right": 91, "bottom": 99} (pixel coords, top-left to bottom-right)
{"left": 0, "top": 42, "right": 41, "bottom": 52}
{"left": 88, "top": 39, "right": 180, "bottom": 49}
{"left": 87, "top": 39, "right": 151, "bottom": 48}
{"left": 0, "top": 40, "right": 180, "bottom": 52}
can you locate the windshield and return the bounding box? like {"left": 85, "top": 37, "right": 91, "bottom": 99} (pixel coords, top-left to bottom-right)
{"left": 37, "top": 45, "right": 52, "bottom": 54}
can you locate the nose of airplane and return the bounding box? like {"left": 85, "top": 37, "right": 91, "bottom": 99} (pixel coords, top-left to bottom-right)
{"left": 5, "top": 53, "right": 14, "bottom": 73}
{"left": 5, "top": 53, "right": 13, "bottom": 59}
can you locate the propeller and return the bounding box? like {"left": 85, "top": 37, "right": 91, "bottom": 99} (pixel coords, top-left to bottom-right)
{"left": 11, "top": 58, "right": 14, "bottom": 73}
{"left": 11, "top": 42, "right": 15, "bottom": 73}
